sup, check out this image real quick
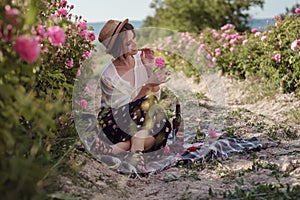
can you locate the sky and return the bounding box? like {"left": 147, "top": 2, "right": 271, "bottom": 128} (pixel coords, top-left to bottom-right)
{"left": 68, "top": 0, "right": 299, "bottom": 23}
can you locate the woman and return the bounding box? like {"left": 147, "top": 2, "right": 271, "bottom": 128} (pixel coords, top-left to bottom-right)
{"left": 93, "top": 18, "right": 171, "bottom": 156}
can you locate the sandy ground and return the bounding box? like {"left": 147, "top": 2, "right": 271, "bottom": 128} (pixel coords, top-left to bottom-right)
{"left": 55, "top": 72, "right": 300, "bottom": 199}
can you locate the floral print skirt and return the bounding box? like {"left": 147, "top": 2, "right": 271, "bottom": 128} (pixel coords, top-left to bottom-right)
{"left": 97, "top": 96, "right": 172, "bottom": 152}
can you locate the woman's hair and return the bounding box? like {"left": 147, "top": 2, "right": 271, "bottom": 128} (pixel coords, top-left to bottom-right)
{"left": 107, "top": 23, "right": 135, "bottom": 58}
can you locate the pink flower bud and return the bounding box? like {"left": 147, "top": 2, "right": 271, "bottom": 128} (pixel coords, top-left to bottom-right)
{"left": 80, "top": 99, "right": 87, "bottom": 109}
{"left": 77, "top": 69, "right": 81, "bottom": 76}
{"left": 218, "top": 69, "right": 222, "bottom": 76}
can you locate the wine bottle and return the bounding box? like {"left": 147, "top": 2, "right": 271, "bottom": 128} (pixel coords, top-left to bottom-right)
{"left": 172, "top": 99, "right": 184, "bottom": 143}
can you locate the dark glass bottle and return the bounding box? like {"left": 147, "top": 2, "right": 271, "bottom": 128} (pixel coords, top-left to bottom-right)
{"left": 172, "top": 99, "right": 184, "bottom": 142}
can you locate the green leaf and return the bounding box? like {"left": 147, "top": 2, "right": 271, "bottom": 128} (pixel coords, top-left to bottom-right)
{"left": 25, "top": 0, "right": 39, "bottom": 26}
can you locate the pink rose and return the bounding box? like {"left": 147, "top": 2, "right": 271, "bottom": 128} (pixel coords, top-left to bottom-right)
{"left": 5, "top": 5, "right": 20, "bottom": 19}
{"left": 251, "top": 28, "right": 257, "bottom": 33}
{"left": 291, "top": 40, "right": 300, "bottom": 51}
{"left": 83, "top": 51, "right": 91, "bottom": 59}
{"left": 230, "top": 47, "right": 235, "bottom": 52}
{"left": 272, "top": 54, "right": 281, "bottom": 62}
{"left": 47, "top": 26, "right": 65, "bottom": 46}
{"left": 225, "top": 35, "right": 231, "bottom": 40}
{"left": 56, "top": 8, "right": 68, "bottom": 17}
{"left": 242, "top": 39, "right": 248, "bottom": 45}
{"left": 86, "top": 31, "right": 96, "bottom": 42}
{"left": 274, "top": 15, "right": 281, "bottom": 20}
{"left": 155, "top": 57, "right": 165, "bottom": 67}
{"left": 14, "top": 35, "right": 40, "bottom": 63}
{"left": 230, "top": 38, "right": 237, "bottom": 45}
{"left": 78, "top": 21, "right": 88, "bottom": 30}
{"left": 206, "top": 53, "right": 212, "bottom": 60}
{"left": 295, "top": 8, "right": 300, "bottom": 13}
{"left": 254, "top": 32, "right": 261, "bottom": 37}
{"left": 261, "top": 36, "right": 267, "bottom": 42}
{"left": 80, "top": 99, "right": 87, "bottom": 109}
{"left": 65, "top": 58, "right": 74, "bottom": 69}
{"left": 208, "top": 62, "right": 215, "bottom": 68}
{"left": 84, "top": 85, "right": 91, "bottom": 92}
{"left": 212, "top": 57, "right": 217, "bottom": 63}
{"left": 36, "top": 25, "right": 46, "bottom": 39}
{"left": 200, "top": 44, "right": 206, "bottom": 49}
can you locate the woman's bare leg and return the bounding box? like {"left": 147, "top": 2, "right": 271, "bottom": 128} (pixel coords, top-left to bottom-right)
{"left": 93, "top": 138, "right": 131, "bottom": 155}
{"left": 130, "top": 129, "right": 155, "bottom": 152}
{"left": 113, "top": 140, "right": 131, "bottom": 153}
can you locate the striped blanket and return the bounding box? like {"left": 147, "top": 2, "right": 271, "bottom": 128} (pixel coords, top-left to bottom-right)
{"left": 92, "top": 137, "right": 266, "bottom": 178}
{"left": 76, "top": 113, "right": 267, "bottom": 178}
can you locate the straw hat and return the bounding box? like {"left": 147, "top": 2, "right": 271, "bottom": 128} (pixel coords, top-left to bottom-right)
{"left": 98, "top": 18, "right": 129, "bottom": 51}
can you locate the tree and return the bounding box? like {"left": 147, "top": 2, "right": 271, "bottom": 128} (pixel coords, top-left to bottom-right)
{"left": 143, "top": 0, "right": 265, "bottom": 32}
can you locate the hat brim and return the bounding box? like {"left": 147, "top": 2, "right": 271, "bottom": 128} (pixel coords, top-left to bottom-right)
{"left": 106, "top": 18, "right": 129, "bottom": 52}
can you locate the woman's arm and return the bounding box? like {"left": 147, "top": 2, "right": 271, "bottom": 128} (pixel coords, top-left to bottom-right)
{"left": 132, "top": 83, "right": 156, "bottom": 101}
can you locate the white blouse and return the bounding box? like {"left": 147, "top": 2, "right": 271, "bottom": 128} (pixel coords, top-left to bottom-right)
{"left": 100, "top": 51, "right": 159, "bottom": 108}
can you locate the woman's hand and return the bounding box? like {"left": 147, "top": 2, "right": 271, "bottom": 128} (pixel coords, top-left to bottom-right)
{"left": 146, "top": 68, "right": 170, "bottom": 85}
{"left": 140, "top": 48, "right": 155, "bottom": 77}
{"left": 133, "top": 69, "right": 168, "bottom": 101}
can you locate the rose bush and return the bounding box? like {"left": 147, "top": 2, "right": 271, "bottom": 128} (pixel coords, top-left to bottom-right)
{"left": 0, "top": 0, "right": 96, "bottom": 198}
{"left": 153, "top": 8, "right": 300, "bottom": 93}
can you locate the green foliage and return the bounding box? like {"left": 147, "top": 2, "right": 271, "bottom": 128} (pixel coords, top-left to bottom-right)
{"left": 220, "top": 184, "right": 300, "bottom": 199}
{"left": 143, "top": 0, "right": 265, "bottom": 32}
{"left": 0, "top": 0, "right": 95, "bottom": 198}
{"left": 151, "top": 5, "right": 300, "bottom": 93}
{"left": 201, "top": 13, "right": 300, "bottom": 93}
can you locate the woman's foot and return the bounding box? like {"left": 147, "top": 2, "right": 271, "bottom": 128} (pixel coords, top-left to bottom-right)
{"left": 90, "top": 137, "right": 113, "bottom": 154}
{"left": 130, "top": 150, "right": 147, "bottom": 174}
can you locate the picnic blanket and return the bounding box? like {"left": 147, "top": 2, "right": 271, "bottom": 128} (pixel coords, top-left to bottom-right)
{"left": 90, "top": 136, "right": 266, "bottom": 179}
{"left": 76, "top": 113, "right": 267, "bottom": 179}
